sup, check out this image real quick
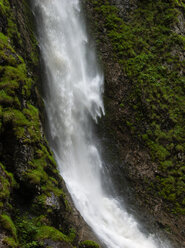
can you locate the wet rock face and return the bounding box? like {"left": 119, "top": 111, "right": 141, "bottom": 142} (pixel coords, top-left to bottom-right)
{"left": 45, "top": 193, "right": 61, "bottom": 210}
{"left": 42, "top": 239, "right": 73, "bottom": 248}
{"left": 110, "top": 0, "right": 137, "bottom": 20}
{"left": 174, "top": 10, "right": 185, "bottom": 35}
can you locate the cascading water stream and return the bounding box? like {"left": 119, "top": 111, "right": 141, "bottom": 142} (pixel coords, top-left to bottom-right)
{"left": 33, "top": 1, "right": 170, "bottom": 247}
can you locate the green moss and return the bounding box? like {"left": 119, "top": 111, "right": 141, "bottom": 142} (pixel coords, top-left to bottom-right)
{"left": 0, "top": 1, "right": 75, "bottom": 247}
{"left": 0, "top": 32, "right": 9, "bottom": 45}
{"left": 149, "top": 142, "right": 170, "bottom": 161}
{"left": 79, "top": 240, "right": 100, "bottom": 248}
{"left": 21, "top": 104, "right": 41, "bottom": 143}
{"left": 0, "top": 62, "right": 33, "bottom": 100}
{"left": 0, "top": 30, "right": 34, "bottom": 110}
{"left": 26, "top": 170, "right": 43, "bottom": 185}
{"left": 91, "top": 0, "right": 185, "bottom": 213}
{"left": 22, "top": 0, "right": 39, "bottom": 68}
{"left": 35, "top": 226, "right": 69, "bottom": 242}
{"left": 0, "top": 0, "right": 10, "bottom": 14}
{"left": 176, "top": 144, "right": 184, "bottom": 152}
{"left": 24, "top": 156, "right": 54, "bottom": 188}
{"left": 32, "top": 194, "right": 47, "bottom": 210}
{"left": 160, "top": 160, "right": 173, "bottom": 170}
{"left": 1, "top": 103, "right": 42, "bottom": 141}
{"left": 67, "top": 228, "right": 76, "bottom": 243}
{"left": 0, "top": 90, "right": 14, "bottom": 104}
{"left": 30, "top": 51, "right": 39, "bottom": 66}
{"left": 3, "top": 237, "right": 18, "bottom": 248}
{"left": 0, "top": 163, "right": 17, "bottom": 202}
{"left": 0, "top": 175, "right": 10, "bottom": 199}
{"left": 41, "top": 184, "right": 63, "bottom": 197}
{"left": 0, "top": 214, "right": 17, "bottom": 241}
{"left": 2, "top": 64, "right": 27, "bottom": 82}
{"left": 3, "top": 109, "right": 29, "bottom": 126}
{"left": 15, "top": 216, "right": 39, "bottom": 246}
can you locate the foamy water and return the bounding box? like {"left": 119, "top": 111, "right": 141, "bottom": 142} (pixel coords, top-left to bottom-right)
{"left": 33, "top": 1, "right": 170, "bottom": 247}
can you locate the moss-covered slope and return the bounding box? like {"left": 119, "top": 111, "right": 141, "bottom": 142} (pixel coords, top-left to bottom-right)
{"left": 93, "top": 0, "right": 185, "bottom": 211}
{"left": 85, "top": 0, "right": 185, "bottom": 245}
{"left": 0, "top": 0, "right": 100, "bottom": 247}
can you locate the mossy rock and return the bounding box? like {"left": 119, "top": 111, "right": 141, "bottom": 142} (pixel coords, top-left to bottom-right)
{"left": 90, "top": 0, "right": 185, "bottom": 213}
{"left": 79, "top": 240, "right": 100, "bottom": 248}
{"left": 0, "top": 0, "right": 83, "bottom": 248}
{"left": 0, "top": 163, "right": 17, "bottom": 203}
{"left": 35, "top": 225, "right": 69, "bottom": 243}
{"left": 3, "top": 237, "right": 18, "bottom": 248}
{"left": 0, "top": 214, "right": 17, "bottom": 241}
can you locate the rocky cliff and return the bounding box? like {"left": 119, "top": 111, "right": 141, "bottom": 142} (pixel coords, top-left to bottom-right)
{"left": 0, "top": 0, "right": 100, "bottom": 247}
{"left": 1, "top": 0, "right": 185, "bottom": 247}
{"left": 84, "top": 0, "right": 185, "bottom": 247}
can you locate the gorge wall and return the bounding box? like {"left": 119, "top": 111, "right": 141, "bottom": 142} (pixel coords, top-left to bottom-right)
{"left": 84, "top": 0, "right": 185, "bottom": 247}
{"left": 0, "top": 0, "right": 185, "bottom": 247}
{"left": 0, "top": 0, "right": 100, "bottom": 247}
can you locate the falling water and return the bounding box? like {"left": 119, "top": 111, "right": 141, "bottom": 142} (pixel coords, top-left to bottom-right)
{"left": 33, "top": 1, "right": 170, "bottom": 247}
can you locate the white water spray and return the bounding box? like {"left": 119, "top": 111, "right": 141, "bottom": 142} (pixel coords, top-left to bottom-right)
{"left": 33, "top": 1, "right": 170, "bottom": 247}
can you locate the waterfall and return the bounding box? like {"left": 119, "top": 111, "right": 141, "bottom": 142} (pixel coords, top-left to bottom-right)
{"left": 33, "top": 1, "right": 170, "bottom": 247}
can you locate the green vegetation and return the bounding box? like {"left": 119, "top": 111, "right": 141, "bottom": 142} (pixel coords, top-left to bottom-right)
{"left": 14, "top": 216, "right": 76, "bottom": 247}
{"left": 79, "top": 240, "right": 100, "bottom": 248}
{"left": 16, "top": 217, "right": 40, "bottom": 247}
{"left": 0, "top": 214, "right": 17, "bottom": 240}
{"left": 35, "top": 225, "right": 69, "bottom": 242}
{"left": 3, "top": 237, "right": 18, "bottom": 248}
{"left": 0, "top": 1, "right": 81, "bottom": 247}
{"left": 0, "top": 1, "right": 99, "bottom": 247}
{"left": 0, "top": 163, "right": 17, "bottom": 207}
{"left": 0, "top": 0, "right": 10, "bottom": 15}
{"left": 91, "top": 0, "right": 185, "bottom": 213}
{"left": 0, "top": 172, "right": 11, "bottom": 201}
